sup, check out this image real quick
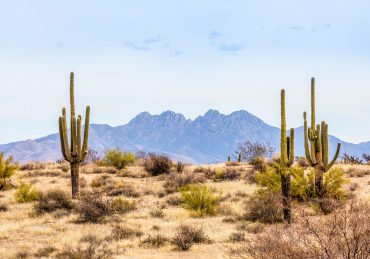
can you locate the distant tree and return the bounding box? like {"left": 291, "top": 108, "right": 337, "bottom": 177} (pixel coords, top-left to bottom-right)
{"left": 235, "top": 141, "right": 275, "bottom": 162}
{"left": 362, "top": 153, "right": 370, "bottom": 164}
{"left": 341, "top": 153, "right": 363, "bottom": 165}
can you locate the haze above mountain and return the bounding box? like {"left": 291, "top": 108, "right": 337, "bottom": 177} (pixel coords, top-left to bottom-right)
{"left": 1, "top": 109, "right": 369, "bottom": 164}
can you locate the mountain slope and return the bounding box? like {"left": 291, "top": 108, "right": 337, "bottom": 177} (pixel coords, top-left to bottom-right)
{"left": 0, "top": 110, "right": 367, "bottom": 164}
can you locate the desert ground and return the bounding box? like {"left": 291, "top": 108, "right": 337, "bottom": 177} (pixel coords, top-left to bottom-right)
{"left": 0, "top": 161, "right": 369, "bottom": 259}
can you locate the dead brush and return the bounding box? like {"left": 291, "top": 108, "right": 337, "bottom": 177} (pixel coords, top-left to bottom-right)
{"left": 76, "top": 193, "right": 111, "bottom": 223}
{"left": 163, "top": 172, "right": 205, "bottom": 194}
{"left": 110, "top": 224, "right": 143, "bottom": 240}
{"left": 57, "top": 234, "right": 113, "bottom": 259}
{"left": 34, "top": 189, "right": 74, "bottom": 215}
{"left": 106, "top": 182, "right": 140, "bottom": 198}
{"left": 229, "top": 200, "right": 370, "bottom": 259}
{"left": 171, "top": 224, "right": 211, "bottom": 251}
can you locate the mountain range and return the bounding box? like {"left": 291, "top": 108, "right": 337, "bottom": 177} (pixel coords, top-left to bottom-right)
{"left": 1, "top": 109, "right": 369, "bottom": 164}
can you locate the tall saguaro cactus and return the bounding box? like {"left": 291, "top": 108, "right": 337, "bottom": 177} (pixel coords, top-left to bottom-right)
{"left": 303, "top": 77, "right": 341, "bottom": 197}
{"left": 280, "top": 89, "right": 294, "bottom": 223}
{"left": 59, "top": 72, "right": 90, "bottom": 198}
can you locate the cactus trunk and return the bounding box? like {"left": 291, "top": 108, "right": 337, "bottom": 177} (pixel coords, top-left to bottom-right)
{"left": 303, "top": 78, "right": 341, "bottom": 197}
{"left": 281, "top": 171, "right": 291, "bottom": 224}
{"left": 280, "top": 89, "right": 294, "bottom": 224}
{"left": 71, "top": 162, "right": 80, "bottom": 198}
{"left": 58, "top": 72, "right": 90, "bottom": 199}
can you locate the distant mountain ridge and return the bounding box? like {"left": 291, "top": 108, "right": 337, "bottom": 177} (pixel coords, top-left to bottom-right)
{"left": 1, "top": 109, "right": 369, "bottom": 164}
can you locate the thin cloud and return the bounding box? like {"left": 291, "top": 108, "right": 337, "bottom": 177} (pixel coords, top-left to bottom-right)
{"left": 144, "top": 35, "right": 166, "bottom": 44}
{"left": 289, "top": 26, "right": 304, "bottom": 30}
{"left": 163, "top": 43, "right": 183, "bottom": 57}
{"left": 122, "top": 41, "right": 151, "bottom": 51}
{"left": 209, "top": 31, "right": 222, "bottom": 40}
{"left": 219, "top": 43, "right": 245, "bottom": 53}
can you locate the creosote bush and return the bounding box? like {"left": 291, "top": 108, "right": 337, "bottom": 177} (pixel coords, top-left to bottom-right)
{"left": 255, "top": 165, "right": 348, "bottom": 202}
{"left": 179, "top": 184, "right": 220, "bottom": 217}
{"left": 102, "top": 148, "right": 136, "bottom": 170}
{"left": 0, "top": 153, "right": 19, "bottom": 190}
{"left": 249, "top": 157, "right": 268, "bottom": 173}
{"left": 144, "top": 154, "right": 172, "bottom": 176}
{"left": 34, "top": 189, "right": 73, "bottom": 215}
{"left": 14, "top": 182, "right": 39, "bottom": 203}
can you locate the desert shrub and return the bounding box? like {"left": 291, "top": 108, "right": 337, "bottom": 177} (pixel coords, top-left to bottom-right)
{"left": 26, "top": 169, "right": 64, "bottom": 177}
{"left": 176, "top": 161, "right": 185, "bottom": 172}
{"left": 171, "top": 224, "right": 210, "bottom": 251}
{"left": 110, "top": 198, "right": 136, "bottom": 214}
{"left": 229, "top": 232, "right": 246, "bottom": 243}
{"left": 0, "top": 153, "right": 19, "bottom": 190}
{"left": 57, "top": 163, "right": 70, "bottom": 173}
{"left": 312, "top": 197, "right": 344, "bottom": 215}
{"left": 349, "top": 182, "right": 359, "bottom": 192}
{"left": 237, "top": 222, "right": 265, "bottom": 234}
{"left": 110, "top": 224, "right": 143, "bottom": 240}
{"left": 34, "top": 189, "right": 73, "bottom": 215}
{"left": 57, "top": 234, "right": 113, "bottom": 259}
{"left": 107, "top": 182, "right": 140, "bottom": 197}
{"left": 323, "top": 167, "right": 348, "bottom": 199}
{"left": 82, "top": 148, "right": 100, "bottom": 165}
{"left": 19, "top": 161, "right": 44, "bottom": 171}
{"left": 76, "top": 194, "right": 110, "bottom": 223}
{"left": 144, "top": 154, "right": 172, "bottom": 176}
{"left": 215, "top": 168, "right": 240, "bottom": 181}
{"left": 90, "top": 175, "right": 116, "bottom": 191}
{"left": 296, "top": 156, "right": 309, "bottom": 168}
{"left": 102, "top": 148, "right": 136, "bottom": 170}
{"left": 243, "top": 190, "right": 283, "bottom": 224}
{"left": 249, "top": 157, "right": 268, "bottom": 172}
{"left": 163, "top": 172, "right": 204, "bottom": 194}
{"left": 14, "top": 182, "right": 39, "bottom": 203}
{"left": 150, "top": 208, "right": 165, "bottom": 218}
{"left": 34, "top": 246, "right": 57, "bottom": 257}
{"left": 255, "top": 166, "right": 347, "bottom": 201}
{"left": 0, "top": 202, "right": 8, "bottom": 212}
{"left": 230, "top": 200, "right": 370, "bottom": 259}
{"left": 179, "top": 184, "right": 220, "bottom": 217}
{"left": 141, "top": 235, "right": 169, "bottom": 248}
{"left": 236, "top": 141, "right": 275, "bottom": 162}
{"left": 166, "top": 193, "right": 181, "bottom": 206}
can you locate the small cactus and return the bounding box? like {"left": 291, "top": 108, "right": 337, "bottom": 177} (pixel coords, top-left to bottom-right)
{"left": 303, "top": 78, "right": 341, "bottom": 197}
{"left": 280, "top": 89, "right": 294, "bottom": 223}
{"left": 58, "top": 72, "right": 90, "bottom": 198}
{"left": 228, "top": 156, "right": 231, "bottom": 162}
{"left": 238, "top": 153, "right": 241, "bottom": 163}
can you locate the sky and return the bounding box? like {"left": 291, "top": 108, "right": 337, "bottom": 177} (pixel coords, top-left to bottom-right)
{"left": 0, "top": 0, "right": 370, "bottom": 144}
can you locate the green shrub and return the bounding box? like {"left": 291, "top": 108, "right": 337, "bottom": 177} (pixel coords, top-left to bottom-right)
{"left": 255, "top": 166, "right": 347, "bottom": 202}
{"left": 179, "top": 184, "right": 220, "bottom": 217}
{"left": 14, "top": 182, "right": 39, "bottom": 203}
{"left": 323, "top": 167, "right": 348, "bottom": 199}
{"left": 0, "top": 153, "right": 19, "bottom": 190}
{"left": 102, "top": 148, "right": 136, "bottom": 170}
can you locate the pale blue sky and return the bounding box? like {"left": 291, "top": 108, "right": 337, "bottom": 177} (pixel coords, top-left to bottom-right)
{"left": 1, "top": 0, "right": 370, "bottom": 143}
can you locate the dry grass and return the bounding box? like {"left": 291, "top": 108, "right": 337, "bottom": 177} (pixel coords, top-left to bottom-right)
{"left": 0, "top": 162, "right": 369, "bottom": 258}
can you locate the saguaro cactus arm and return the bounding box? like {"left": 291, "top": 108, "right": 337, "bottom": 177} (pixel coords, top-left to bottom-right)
{"left": 303, "top": 112, "right": 315, "bottom": 166}
{"left": 288, "top": 128, "right": 295, "bottom": 166}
